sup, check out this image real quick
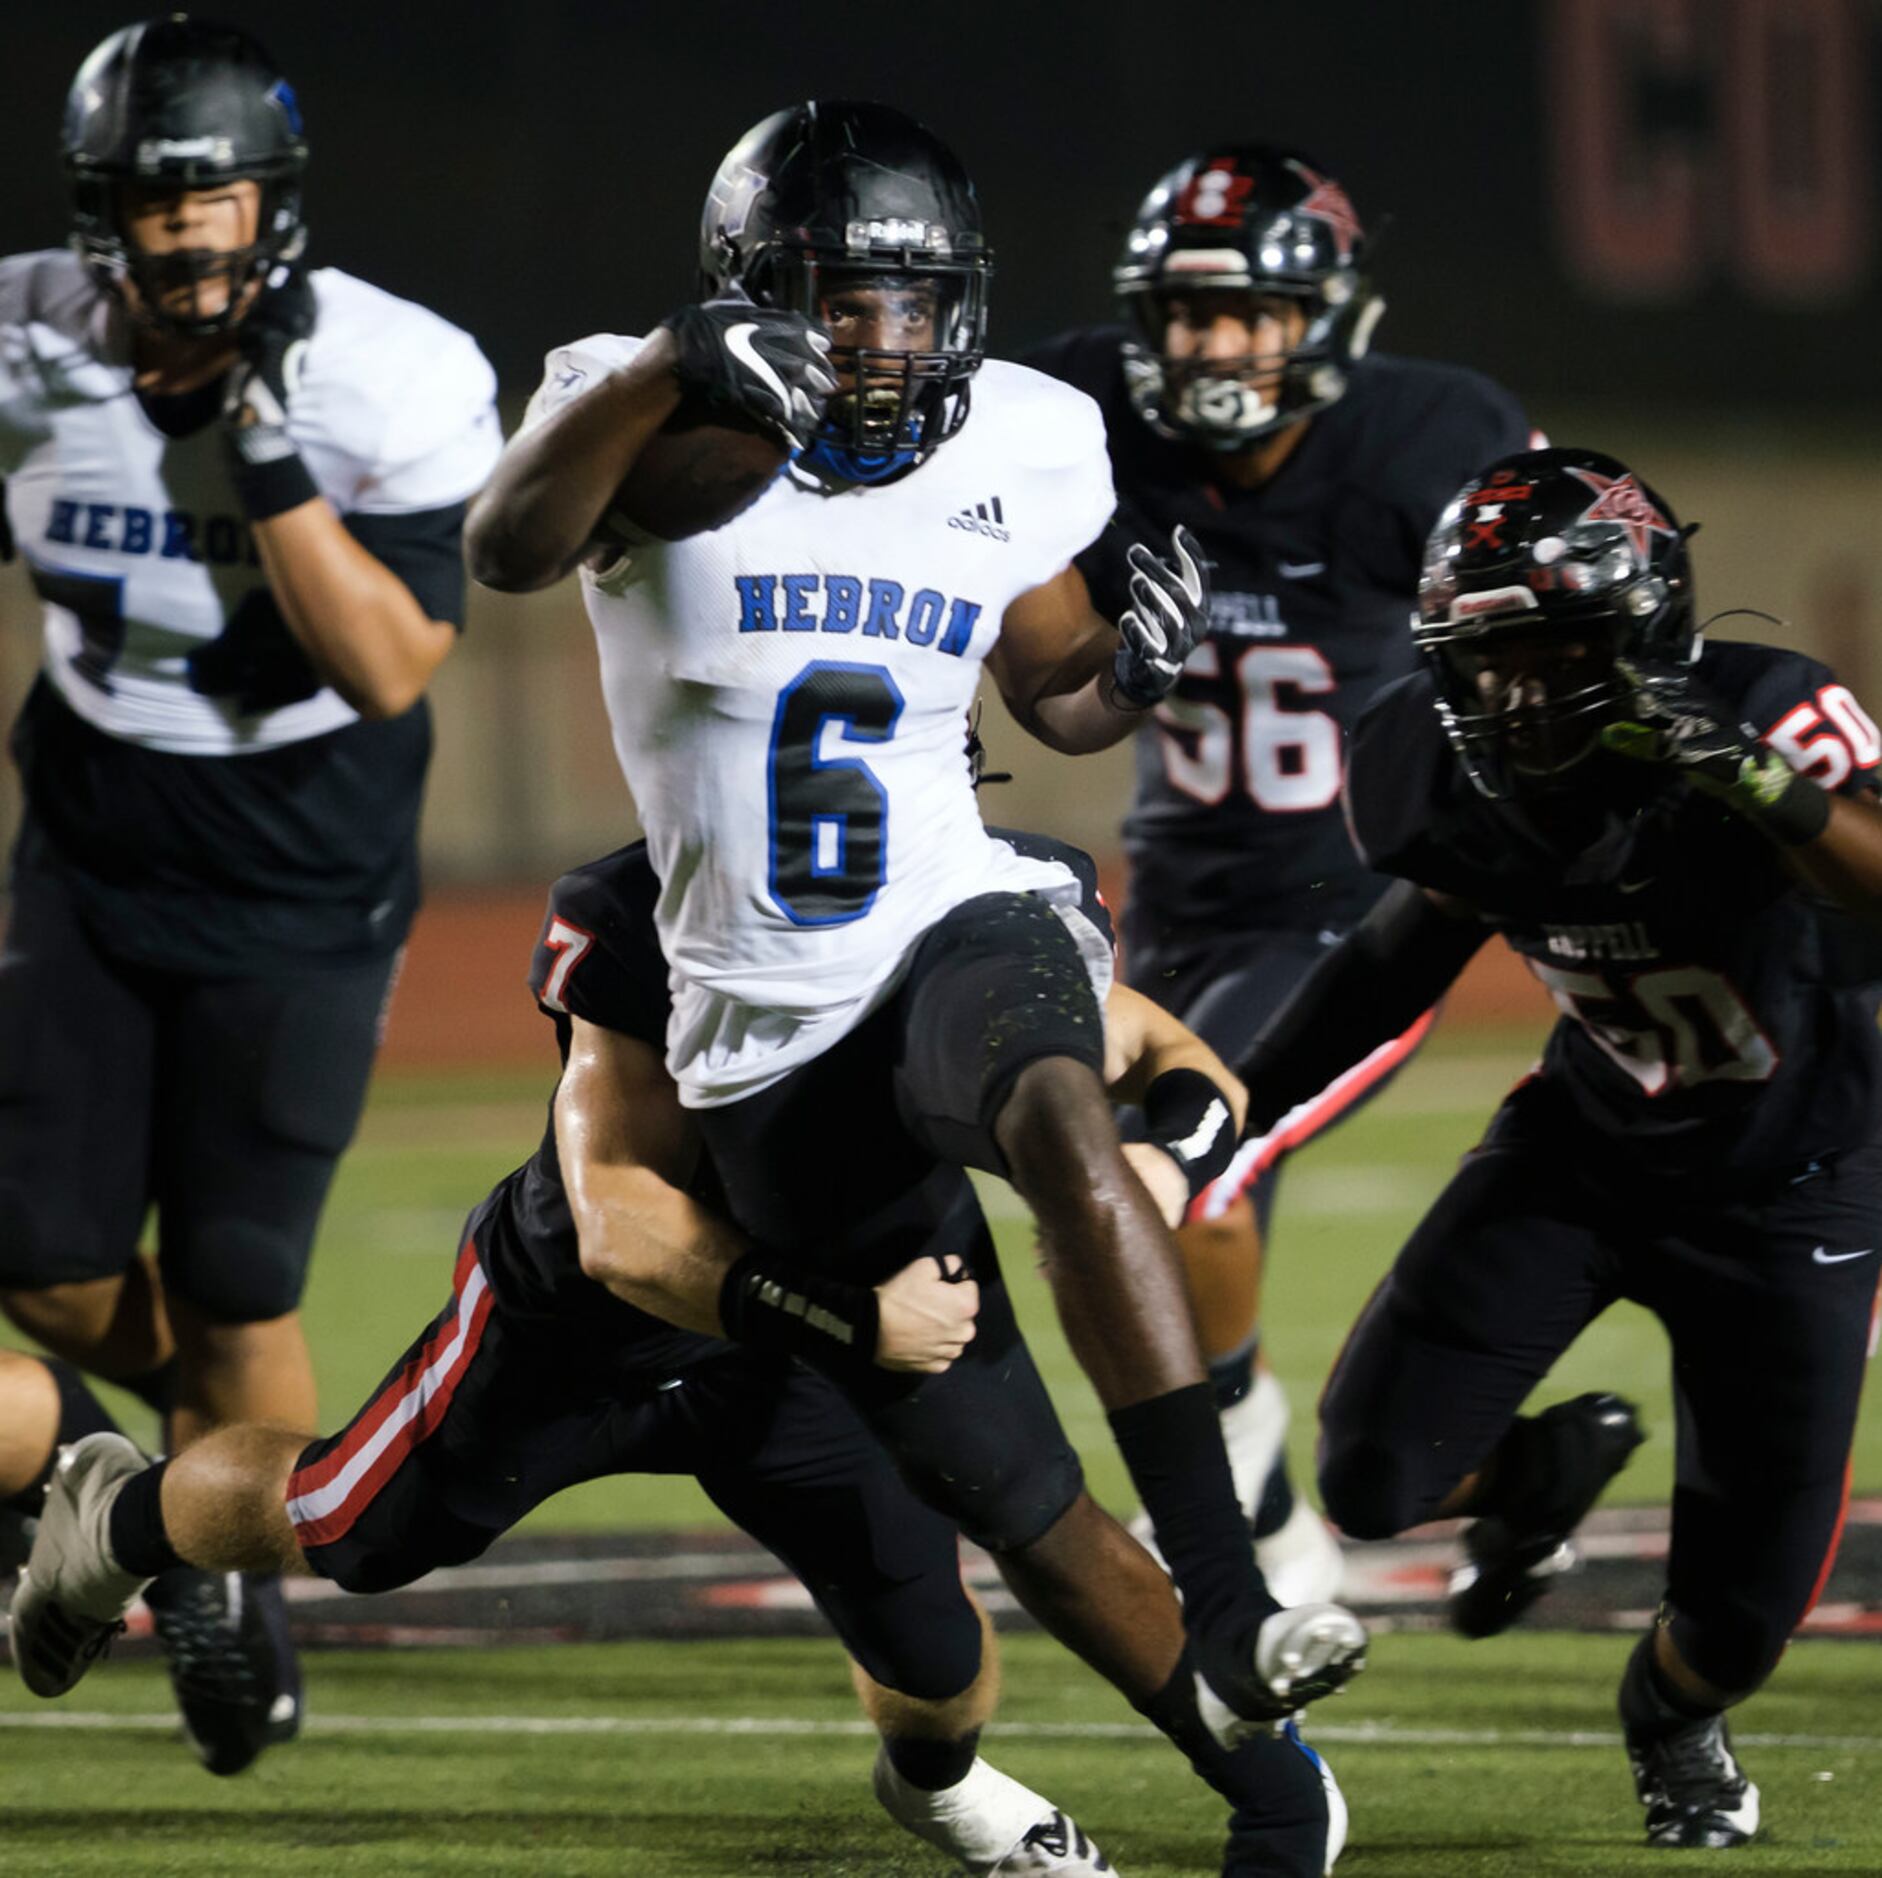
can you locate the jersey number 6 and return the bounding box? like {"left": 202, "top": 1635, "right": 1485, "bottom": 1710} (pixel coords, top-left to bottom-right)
{"left": 767, "top": 662, "right": 905, "bottom": 927}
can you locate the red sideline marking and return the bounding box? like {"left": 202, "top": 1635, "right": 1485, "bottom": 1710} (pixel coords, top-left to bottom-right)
{"left": 1191, "top": 1007, "right": 1439, "bottom": 1222}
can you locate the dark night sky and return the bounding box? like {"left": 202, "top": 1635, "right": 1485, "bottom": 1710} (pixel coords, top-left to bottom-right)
{"left": 5, "top": 2, "right": 1880, "bottom": 410}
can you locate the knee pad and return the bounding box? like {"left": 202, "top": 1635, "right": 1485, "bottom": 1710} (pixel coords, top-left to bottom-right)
{"left": 947, "top": 1440, "right": 1086, "bottom": 1557}
{"left": 162, "top": 1220, "right": 310, "bottom": 1323}
{"left": 1666, "top": 1600, "right": 1788, "bottom": 1699}
{"left": 1317, "top": 1437, "right": 1427, "bottom": 1542}
{"left": 828, "top": 1576, "right": 984, "bottom": 1704}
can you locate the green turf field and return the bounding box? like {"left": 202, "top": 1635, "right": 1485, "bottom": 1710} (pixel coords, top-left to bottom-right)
{"left": 8, "top": 1024, "right": 1878, "bottom": 1873}
{"left": 1, "top": 1634, "right": 1877, "bottom": 1874}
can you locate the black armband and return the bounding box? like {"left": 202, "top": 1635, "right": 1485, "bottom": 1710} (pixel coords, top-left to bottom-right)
{"left": 1142, "top": 1067, "right": 1237, "bottom": 1199}
{"left": 718, "top": 1249, "right": 879, "bottom": 1373}
{"left": 229, "top": 449, "right": 321, "bottom": 523}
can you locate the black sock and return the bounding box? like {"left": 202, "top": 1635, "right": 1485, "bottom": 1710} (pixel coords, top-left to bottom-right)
{"left": 120, "top": 1358, "right": 179, "bottom": 1418}
{"left": 1111, "top": 1383, "right": 1278, "bottom": 1629}
{"left": 1208, "top": 1343, "right": 1257, "bottom": 1412}
{"left": 885, "top": 1727, "right": 981, "bottom": 1791}
{"left": 1251, "top": 1449, "right": 1297, "bottom": 1541}
{"left": 1619, "top": 1633, "right": 1719, "bottom": 1739}
{"left": 105, "top": 1459, "right": 185, "bottom": 1577}
{"left": 3, "top": 1359, "right": 123, "bottom": 1518}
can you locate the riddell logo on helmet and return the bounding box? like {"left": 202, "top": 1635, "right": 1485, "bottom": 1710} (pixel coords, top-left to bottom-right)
{"left": 137, "top": 136, "right": 234, "bottom": 165}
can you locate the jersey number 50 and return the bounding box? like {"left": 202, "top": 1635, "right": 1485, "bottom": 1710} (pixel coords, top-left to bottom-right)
{"left": 767, "top": 662, "right": 905, "bottom": 927}
{"left": 1155, "top": 642, "right": 1343, "bottom": 812}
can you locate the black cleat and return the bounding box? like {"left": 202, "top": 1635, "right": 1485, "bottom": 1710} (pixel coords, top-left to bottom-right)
{"left": 146, "top": 1568, "right": 299, "bottom": 1775}
{"left": 1449, "top": 1393, "right": 1645, "bottom": 1639}
{"left": 1628, "top": 1713, "right": 1761, "bottom": 1848}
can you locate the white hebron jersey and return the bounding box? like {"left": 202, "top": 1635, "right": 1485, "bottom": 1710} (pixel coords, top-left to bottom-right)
{"left": 523, "top": 336, "right": 1116, "bottom": 1105}
{"left": 0, "top": 251, "right": 501, "bottom": 756}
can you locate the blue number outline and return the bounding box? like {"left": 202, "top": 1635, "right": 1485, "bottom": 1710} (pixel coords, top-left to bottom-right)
{"left": 765, "top": 659, "right": 906, "bottom": 928}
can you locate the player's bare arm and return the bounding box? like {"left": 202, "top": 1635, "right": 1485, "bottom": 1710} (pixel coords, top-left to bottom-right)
{"left": 1782, "top": 788, "right": 1882, "bottom": 916}
{"left": 987, "top": 525, "right": 1209, "bottom": 755}
{"left": 556, "top": 1016, "right": 976, "bottom": 1372}
{"left": 466, "top": 337, "right": 685, "bottom": 592}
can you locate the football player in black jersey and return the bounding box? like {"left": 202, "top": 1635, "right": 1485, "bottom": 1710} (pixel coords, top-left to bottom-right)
{"left": 9, "top": 832, "right": 1342, "bottom": 1876}
{"left": 1227, "top": 446, "right": 1882, "bottom": 1850}
{"left": 1026, "top": 148, "right": 1535, "bottom": 1600}
{"left": 0, "top": 17, "right": 498, "bottom": 1773}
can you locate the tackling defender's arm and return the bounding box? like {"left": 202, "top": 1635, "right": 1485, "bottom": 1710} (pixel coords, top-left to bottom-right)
{"left": 556, "top": 1014, "right": 977, "bottom": 1374}
{"left": 1104, "top": 983, "right": 1247, "bottom": 1228}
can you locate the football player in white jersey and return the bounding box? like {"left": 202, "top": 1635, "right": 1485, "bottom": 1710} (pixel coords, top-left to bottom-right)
{"left": 0, "top": 17, "right": 499, "bottom": 1774}
{"left": 468, "top": 102, "right": 1363, "bottom": 1877}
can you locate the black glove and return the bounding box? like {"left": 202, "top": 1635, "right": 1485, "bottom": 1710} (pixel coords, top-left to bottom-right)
{"left": 659, "top": 293, "right": 836, "bottom": 451}
{"left": 223, "top": 266, "right": 320, "bottom": 520}
{"left": 1112, "top": 524, "right": 1209, "bottom": 708}
{"left": 1602, "top": 659, "right": 1830, "bottom": 846}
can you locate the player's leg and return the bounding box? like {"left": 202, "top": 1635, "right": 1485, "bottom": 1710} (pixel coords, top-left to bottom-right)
{"left": 697, "top": 1360, "right": 1114, "bottom": 1873}
{"left": 1317, "top": 1093, "right": 1639, "bottom": 1633}
{"left": 1615, "top": 1147, "right": 1882, "bottom": 1849}
{"left": 1126, "top": 924, "right": 1433, "bottom": 1605}
{"left": 841, "top": 1223, "right": 1349, "bottom": 1877}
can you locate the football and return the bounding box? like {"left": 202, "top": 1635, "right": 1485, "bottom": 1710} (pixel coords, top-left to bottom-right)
{"left": 605, "top": 406, "right": 792, "bottom": 542}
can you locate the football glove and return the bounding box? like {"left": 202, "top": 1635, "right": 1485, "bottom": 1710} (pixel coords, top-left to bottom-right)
{"left": 1112, "top": 525, "right": 1209, "bottom": 708}
{"left": 223, "top": 266, "right": 319, "bottom": 520}
{"left": 1602, "top": 659, "right": 1830, "bottom": 846}
{"left": 660, "top": 294, "right": 837, "bottom": 452}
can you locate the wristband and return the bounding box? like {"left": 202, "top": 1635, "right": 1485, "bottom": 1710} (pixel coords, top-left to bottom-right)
{"left": 1141, "top": 1067, "right": 1237, "bottom": 1199}
{"left": 228, "top": 449, "right": 321, "bottom": 522}
{"left": 718, "top": 1249, "right": 880, "bottom": 1371}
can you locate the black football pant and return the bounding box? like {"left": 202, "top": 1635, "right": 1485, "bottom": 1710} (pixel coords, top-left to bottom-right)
{"left": 1318, "top": 1080, "right": 1882, "bottom": 1695}
{"left": 0, "top": 860, "right": 395, "bottom": 1320}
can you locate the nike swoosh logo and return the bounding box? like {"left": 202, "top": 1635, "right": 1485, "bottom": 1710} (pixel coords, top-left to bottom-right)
{"left": 723, "top": 322, "right": 793, "bottom": 418}
{"left": 1617, "top": 877, "right": 1653, "bottom": 894}
{"left": 1813, "top": 1245, "right": 1875, "bottom": 1264}
{"left": 1278, "top": 560, "right": 1325, "bottom": 580}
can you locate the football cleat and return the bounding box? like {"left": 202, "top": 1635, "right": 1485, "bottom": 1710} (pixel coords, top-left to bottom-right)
{"left": 1286, "top": 1720, "right": 1349, "bottom": 1875}
{"left": 7, "top": 1433, "right": 152, "bottom": 1697}
{"left": 1448, "top": 1393, "right": 1644, "bottom": 1640}
{"left": 146, "top": 1568, "right": 299, "bottom": 1776}
{"left": 1255, "top": 1496, "right": 1346, "bottom": 1609}
{"left": 1627, "top": 1713, "right": 1760, "bottom": 1849}
{"left": 1196, "top": 1602, "right": 1369, "bottom": 1750}
{"left": 873, "top": 1747, "right": 1115, "bottom": 1874}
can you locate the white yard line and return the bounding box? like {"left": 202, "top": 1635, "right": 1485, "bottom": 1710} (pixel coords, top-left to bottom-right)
{"left": 0, "top": 1711, "right": 1872, "bottom": 1752}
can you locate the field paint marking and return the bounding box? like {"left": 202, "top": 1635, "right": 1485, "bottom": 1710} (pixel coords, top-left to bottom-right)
{"left": 282, "top": 1552, "right": 756, "bottom": 1601}
{"left": 0, "top": 1711, "right": 1875, "bottom": 1752}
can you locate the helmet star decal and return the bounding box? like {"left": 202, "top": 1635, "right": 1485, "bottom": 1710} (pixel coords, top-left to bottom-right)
{"left": 1566, "top": 465, "right": 1675, "bottom": 564}
{"left": 1287, "top": 162, "right": 1361, "bottom": 263}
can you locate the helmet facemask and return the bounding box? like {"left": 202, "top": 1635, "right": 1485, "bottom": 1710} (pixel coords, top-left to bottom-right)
{"left": 1119, "top": 273, "right": 1380, "bottom": 451}
{"left": 74, "top": 165, "right": 305, "bottom": 339}
{"left": 756, "top": 254, "right": 988, "bottom": 486}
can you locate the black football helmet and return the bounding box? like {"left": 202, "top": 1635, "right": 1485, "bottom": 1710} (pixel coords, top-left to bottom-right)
{"left": 1114, "top": 145, "right": 1383, "bottom": 450}
{"left": 63, "top": 15, "right": 308, "bottom": 338}
{"left": 699, "top": 101, "right": 990, "bottom": 485}
{"left": 1415, "top": 447, "right": 1697, "bottom": 798}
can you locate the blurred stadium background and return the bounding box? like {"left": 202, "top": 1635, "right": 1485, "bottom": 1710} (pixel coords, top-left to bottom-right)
{"left": 3, "top": 4, "right": 1881, "bottom": 1872}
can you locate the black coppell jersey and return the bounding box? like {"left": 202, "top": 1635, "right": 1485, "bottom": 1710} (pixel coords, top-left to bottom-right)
{"left": 1345, "top": 642, "right": 1882, "bottom": 1181}
{"left": 1024, "top": 329, "right": 1531, "bottom": 939}
{"left": 477, "top": 829, "right": 1113, "bottom": 1324}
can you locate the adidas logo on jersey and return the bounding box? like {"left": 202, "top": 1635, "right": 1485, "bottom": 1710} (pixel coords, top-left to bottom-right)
{"left": 948, "top": 496, "right": 1010, "bottom": 542}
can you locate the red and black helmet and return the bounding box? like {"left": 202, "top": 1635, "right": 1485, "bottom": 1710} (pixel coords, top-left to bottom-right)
{"left": 1415, "top": 447, "right": 1697, "bottom": 796}
{"left": 1114, "top": 145, "right": 1382, "bottom": 449}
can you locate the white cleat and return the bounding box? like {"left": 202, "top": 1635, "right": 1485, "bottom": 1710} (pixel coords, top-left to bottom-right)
{"left": 8, "top": 1434, "right": 153, "bottom": 1698}
{"left": 1220, "top": 1368, "right": 1291, "bottom": 1516}
{"left": 874, "top": 1747, "right": 1116, "bottom": 1873}
{"left": 1195, "top": 1601, "right": 1369, "bottom": 1751}
{"left": 1281, "top": 1719, "right": 1350, "bottom": 1874}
